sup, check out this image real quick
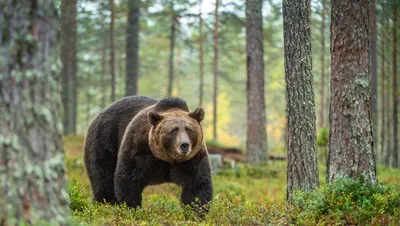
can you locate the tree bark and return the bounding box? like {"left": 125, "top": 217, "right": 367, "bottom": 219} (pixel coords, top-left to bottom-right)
{"left": 392, "top": 6, "right": 398, "bottom": 168}
{"left": 126, "top": 0, "right": 140, "bottom": 96}
{"left": 283, "top": 0, "right": 319, "bottom": 200}
{"left": 61, "top": 0, "right": 77, "bottom": 134}
{"left": 0, "top": 1, "right": 70, "bottom": 224}
{"left": 87, "top": 72, "right": 92, "bottom": 126}
{"left": 110, "top": 0, "right": 116, "bottom": 102}
{"left": 167, "top": 2, "right": 176, "bottom": 97}
{"left": 318, "top": 0, "right": 327, "bottom": 129}
{"left": 213, "top": 0, "right": 219, "bottom": 141}
{"left": 380, "top": 22, "right": 385, "bottom": 162}
{"left": 385, "top": 32, "right": 392, "bottom": 166}
{"left": 370, "top": 0, "right": 378, "bottom": 151}
{"left": 246, "top": 0, "right": 267, "bottom": 164}
{"left": 101, "top": 29, "right": 107, "bottom": 108}
{"left": 199, "top": 0, "right": 204, "bottom": 107}
{"left": 327, "top": 0, "right": 377, "bottom": 184}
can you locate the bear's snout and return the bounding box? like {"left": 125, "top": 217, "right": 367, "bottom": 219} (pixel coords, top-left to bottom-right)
{"left": 179, "top": 141, "right": 190, "bottom": 154}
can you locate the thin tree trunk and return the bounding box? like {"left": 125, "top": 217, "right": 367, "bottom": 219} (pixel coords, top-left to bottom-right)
{"left": 392, "top": 6, "right": 398, "bottom": 168}
{"left": 167, "top": 2, "right": 176, "bottom": 97}
{"left": 87, "top": 72, "right": 92, "bottom": 126}
{"left": 0, "top": 1, "right": 70, "bottom": 224}
{"left": 126, "top": 0, "right": 140, "bottom": 96}
{"left": 385, "top": 46, "right": 392, "bottom": 167}
{"left": 327, "top": 0, "right": 377, "bottom": 184}
{"left": 283, "top": 0, "right": 319, "bottom": 200}
{"left": 370, "top": 0, "right": 378, "bottom": 151}
{"left": 176, "top": 48, "right": 182, "bottom": 95}
{"left": 110, "top": 0, "right": 116, "bottom": 102}
{"left": 101, "top": 29, "right": 107, "bottom": 108}
{"left": 61, "top": 0, "right": 77, "bottom": 134}
{"left": 213, "top": 0, "right": 219, "bottom": 141}
{"left": 199, "top": 0, "right": 204, "bottom": 107}
{"left": 120, "top": 53, "right": 126, "bottom": 99}
{"left": 319, "top": 0, "right": 327, "bottom": 129}
{"left": 246, "top": 0, "right": 267, "bottom": 164}
{"left": 380, "top": 25, "right": 386, "bottom": 163}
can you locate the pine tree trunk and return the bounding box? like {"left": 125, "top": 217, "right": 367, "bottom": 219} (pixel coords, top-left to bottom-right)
{"left": 119, "top": 51, "right": 125, "bottom": 99}
{"left": 384, "top": 10, "right": 392, "bottom": 167}
{"left": 392, "top": 6, "right": 398, "bottom": 168}
{"left": 319, "top": 0, "right": 327, "bottom": 129}
{"left": 246, "top": 0, "right": 267, "bottom": 164}
{"left": 283, "top": 0, "right": 319, "bottom": 199}
{"left": 87, "top": 72, "right": 92, "bottom": 126}
{"left": 199, "top": 0, "right": 204, "bottom": 107}
{"left": 101, "top": 29, "right": 107, "bottom": 108}
{"left": 167, "top": 2, "right": 176, "bottom": 97}
{"left": 0, "top": 1, "right": 70, "bottom": 224}
{"left": 61, "top": 0, "right": 77, "bottom": 134}
{"left": 110, "top": 0, "right": 116, "bottom": 102}
{"left": 385, "top": 37, "right": 392, "bottom": 166}
{"left": 213, "top": 0, "right": 219, "bottom": 141}
{"left": 370, "top": 0, "right": 378, "bottom": 151}
{"left": 126, "top": 0, "right": 140, "bottom": 96}
{"left": 327, "top": 0, "right": 377, "bottom": 184}
{"left": 380, "top": 25, "right": 385, "bottom": 162}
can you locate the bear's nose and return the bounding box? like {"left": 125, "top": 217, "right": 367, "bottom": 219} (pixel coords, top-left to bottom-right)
{"left": 180, "top": 141, "right": 190, "bottom": 153}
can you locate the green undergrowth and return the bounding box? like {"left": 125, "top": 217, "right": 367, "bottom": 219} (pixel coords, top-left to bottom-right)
{"left": 291, "top": 176, "right": 400, "bottom": 225}
{"left": 65, "top": 135, "right": 400, "bottom": 225}
{"left": 68, "top": 176, "right": 400, "bottom": 225}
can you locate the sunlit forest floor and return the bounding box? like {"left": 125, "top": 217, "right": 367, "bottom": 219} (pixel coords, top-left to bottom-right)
{"left": 65, "top": 135, "right": 400, "bottom": 225}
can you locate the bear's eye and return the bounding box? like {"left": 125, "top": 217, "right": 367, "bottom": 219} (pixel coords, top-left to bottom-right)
{"left": 185, "top": 127, "right": 194, "bottom": 132}
{"left": 169, "top": 127, "right": 179, "bottom": 134}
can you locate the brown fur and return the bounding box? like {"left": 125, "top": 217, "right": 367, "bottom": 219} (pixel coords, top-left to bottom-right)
{"left": 84, "top": 96, "right": 213, "bottom": 212}
{"left": 148, "top": 110, "right": 204, "bottom": 163}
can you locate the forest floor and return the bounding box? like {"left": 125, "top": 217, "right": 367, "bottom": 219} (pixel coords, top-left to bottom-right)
{"left": 65, "top": 135, "right": 400, "bottom": 225}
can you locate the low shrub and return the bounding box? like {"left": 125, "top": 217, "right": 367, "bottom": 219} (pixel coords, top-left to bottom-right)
{"left": 68, "top": 180, "right": 90, "bottom": 212}
{"left": 291, "top": 177, "right": 400, "bottom": 225}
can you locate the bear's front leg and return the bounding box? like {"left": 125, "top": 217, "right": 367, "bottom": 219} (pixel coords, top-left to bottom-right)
{"left": 114, "top": 155, "right": 153, "bottom": 208}
{"left": 172, "top": 152, "right": 213, "bottom": 212}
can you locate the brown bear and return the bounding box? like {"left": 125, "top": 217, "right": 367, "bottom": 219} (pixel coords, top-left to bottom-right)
{"left": 84, "top": 96, "right": 213, "bottom": 211}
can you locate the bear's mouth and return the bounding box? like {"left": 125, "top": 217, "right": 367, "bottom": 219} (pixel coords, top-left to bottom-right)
{"left": 176, "top": 149, "right": 191, "bottom": 156}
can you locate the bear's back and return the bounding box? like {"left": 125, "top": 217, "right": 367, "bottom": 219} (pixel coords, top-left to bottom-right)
{"left": 85, "top": 96, "right": 158, "bottom": 156}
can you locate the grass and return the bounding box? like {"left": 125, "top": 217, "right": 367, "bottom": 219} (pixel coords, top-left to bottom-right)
{"left": 65, "top": 135, "right": 400, "bottom": 225}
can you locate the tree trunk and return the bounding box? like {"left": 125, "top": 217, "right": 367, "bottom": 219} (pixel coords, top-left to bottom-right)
{"left": 283, "top": 0, "right": 319, "bottom": 200}
{"left": 370, "top": 0, "right": 378, "bottom": 151}
{"left": 319, "top": 0, "right": 327, "bottom": 129}
{"left": 385, "top": 33, "right": 392, "bottom": 166}
{"left": 213, "top": 0, "right": 219, "bottom": 141}
{"left": 61, "top": 0, "right": 77, "bottom": 134}
{"left": 167, "top": 2, "right": 176, "bottom": 97}
{"left": 392, "top": 6, "right": 398, "bottom": 168}
{"left": 199, "top": 0, "right": 204, "bottom": 107}
{"left": 380, "top": 23, "right": 385, "bottom": 162}
{"left": 110, "top": 0, "right": 116, "bottom": 102}
{"left": 101, "top": 29, "right": 107, "bottom": 108}
{"left": 246, "top": 0, "right": 267, "bottom": 164}
{"left": 126, "top": 0, "right": 140, "bottom": 96}
{"left": 0, "top": 1, "right": 70, "bottom": 224}
{"left": 327, "top": 0, "right": 377, "bottom": 184}
{"left": 87, "top": 72, "right": 92, "bottom": 126}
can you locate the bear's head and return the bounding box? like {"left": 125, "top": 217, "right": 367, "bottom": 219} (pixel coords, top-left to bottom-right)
{"left": 147, "top": 107, "right": 204, "bottom": 163}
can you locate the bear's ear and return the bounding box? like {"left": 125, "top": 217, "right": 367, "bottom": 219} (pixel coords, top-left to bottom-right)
{"left": 189, "top": 107, "right": 205, "bottom": 123}
{"left": 147, "top": 110, "right": 163, "bottom": 126}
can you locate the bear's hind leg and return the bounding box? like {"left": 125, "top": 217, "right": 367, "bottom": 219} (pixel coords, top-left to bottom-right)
{"left": 86, "top": 153, "right": 117, "bottom": 204}
{"left": 91, "top": 168, "right": 116, "bottom": 204}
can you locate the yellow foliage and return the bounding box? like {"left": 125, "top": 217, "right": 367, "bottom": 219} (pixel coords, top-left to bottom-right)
{"left": 266, "top": 112, "right": 286, "bottom": 147}
{"left": 203, "top": 92, "right": 240, "bottom": 146}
